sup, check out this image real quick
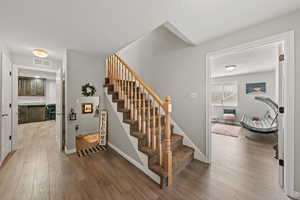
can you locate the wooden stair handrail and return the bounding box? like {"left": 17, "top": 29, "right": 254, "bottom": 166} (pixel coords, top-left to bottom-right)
{"left": 113, "top": 54, "right": 165, "bottom": 108}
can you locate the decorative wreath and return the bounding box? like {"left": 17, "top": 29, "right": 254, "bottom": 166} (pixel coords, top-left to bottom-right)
{"left": 81, "top": 83, "right": 96, "bottom": 96}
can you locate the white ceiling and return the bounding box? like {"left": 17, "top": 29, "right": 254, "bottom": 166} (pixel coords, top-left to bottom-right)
{"left": 210, "top": 43, "right": 278, "bottom": 78}
{"left": 0, "top": 0, "right": 299, "bottom": 60}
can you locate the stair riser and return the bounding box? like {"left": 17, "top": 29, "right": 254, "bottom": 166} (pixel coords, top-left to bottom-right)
{"left": 160, "top": 152, "right": 194, "bottom": 188}
{"left": 146, "top": 140, "right": 184, "bottom": 166}
{"left": 170, "top": 138, "right": 183, "bottom": 152}
{"left": 105, "top": 78, "right": 110, "bottom": 84}
{"left": 107, "top": 85, "right": 115, "bottom": 94}
{"left": 173, "top": 152, "right": 194, "bottom": 175}
{"left": 135, "top": 131, "right": 183, "bottom": 155}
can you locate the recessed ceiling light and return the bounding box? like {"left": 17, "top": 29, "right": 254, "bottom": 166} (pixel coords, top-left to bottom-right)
{"left": 33, "top": 49, "right": 48, "bottom": 58}
{"left": 225, "top": 65, "right": 237, "bottom": 71}
{"left": 35, "top": 76, "right": 40, "bottom": 79}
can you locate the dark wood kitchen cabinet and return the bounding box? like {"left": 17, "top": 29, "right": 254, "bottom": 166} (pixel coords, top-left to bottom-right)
{"left": 18, "top": 77, "right": 45, "bottom": 96}
{"left": 18, "top": 105, "right": 46, "bottom": 124}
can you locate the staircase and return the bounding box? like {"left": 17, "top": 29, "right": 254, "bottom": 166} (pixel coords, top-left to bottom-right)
{"left": 104, "top": 54, "right": 194, "bottom": 188}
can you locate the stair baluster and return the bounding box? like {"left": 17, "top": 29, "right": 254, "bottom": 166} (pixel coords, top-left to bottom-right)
{"left": 114, "top": 56, "right": 120, "bottom": 95}
{"left": 134, "top": 77, "right": 138, "bottom": 121}
{"left": 117, "top": 58, "right": 121, "bottom": 95}
{"left": 142, "top": 87, "right": 146, "bottom": 136}
{"left": 121, "top": 62, "right": 125, "bottom": 100}
{"left": 105, "top": 54, "right": 176, "bottom": 187}
{"left": 130, "top": 74, "right": 134, "bottom": 120}
{"left": 125, "top": 68, "right": 128, "bottom": 110}
{"left": 108, "top": 57, "right": 111, "bottom": 84}
{"left": 112, "top": 56, "right": 115, "bottom": 86}
{"left": 163, "top": 96, "right": 172, "bottom": 185}
{"left": 148, "top": 94, "right": 152, "bottom": 148}
{"left": 152, "top": 99, "right": 156, "bottom": 151}
{"left": 137, "top": 82, "right": 142, "bottom": 132}
{"left": 126, "top": 69, "right": 130, "bottom": 110}
{"left": 158, "top": 107, "right": 162, "bottom": 165}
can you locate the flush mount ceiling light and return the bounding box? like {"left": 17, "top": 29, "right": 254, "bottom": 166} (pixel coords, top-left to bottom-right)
{"left": 32, "top": 49, "right": 48, "bottom": 58}
{"left": 225, "top": 65, "right": 237, "bottom": 71}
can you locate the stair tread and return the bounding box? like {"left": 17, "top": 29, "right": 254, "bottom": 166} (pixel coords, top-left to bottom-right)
{"left": 149, "top": 145, "right": 194, "bottom": 178}
{"left": 118, "top": 108, "right": 130, "bottom": 113}
{"left": 123, "top": 119, "right": 137, "bottom": 124}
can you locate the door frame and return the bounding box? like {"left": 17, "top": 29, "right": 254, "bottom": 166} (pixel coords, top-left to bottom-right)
{"left": 205, "top": 31, "right": 295, "bottom": 196}
{"left": 0, "top": 52, "right": 13, "bottom": 165}
{"left": 12, "top": 64, "right": 62, "bottom": 151}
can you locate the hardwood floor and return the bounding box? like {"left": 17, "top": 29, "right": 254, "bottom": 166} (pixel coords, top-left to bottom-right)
{"left": 0, "top": 121, "right": 289, "bottom": 200}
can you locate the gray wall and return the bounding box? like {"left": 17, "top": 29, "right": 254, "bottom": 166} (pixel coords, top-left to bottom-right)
{"left": 118, "top": 26, "right": 205, "bottom": 155}
{"left": 104, "top": 95, "right": 142, "bottom": 164}
{"left": 117, "top": 11, "right": 300, "bottom": 191}
{"left": 0, "top": 50, "right": 2, "bottom": 163}
{"left": 211, "top": 71, "right": 276, "bottom": 121}
{"left": 76, "top": 96, "right": 100, "bottom": 136}
{"left": 65, "top": 50, "right": 105, "bottom": 150}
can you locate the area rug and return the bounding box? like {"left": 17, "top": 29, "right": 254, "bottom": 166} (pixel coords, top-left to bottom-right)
{"left": 77, "top": 144, "right": 108, "bottom": 157}
{"left": 211, "top": 123, "right": 241, "bottom": 137}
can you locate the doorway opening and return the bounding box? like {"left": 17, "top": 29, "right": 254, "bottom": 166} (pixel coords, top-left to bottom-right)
{"left": 12, "top": 65, "right": 63, "bottom": 152}
{"left": 206, "top": 31, "right": 295, "bottom": 197}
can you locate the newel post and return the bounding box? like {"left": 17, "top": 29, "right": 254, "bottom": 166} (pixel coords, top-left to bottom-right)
{"left": 163, "top": 96, "right": 173, "bottom": 185}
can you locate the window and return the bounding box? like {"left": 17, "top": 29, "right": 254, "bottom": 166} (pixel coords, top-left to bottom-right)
{"left": 211, "top": 83, "right": 238, "bottom": 106}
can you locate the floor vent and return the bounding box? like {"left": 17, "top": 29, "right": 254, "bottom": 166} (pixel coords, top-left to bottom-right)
{"left": 77, "top": 144, "right": 108, "bottom": 157}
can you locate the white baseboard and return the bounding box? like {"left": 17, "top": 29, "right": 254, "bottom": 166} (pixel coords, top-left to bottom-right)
{"left": 65, "top": 147, "right": 76, "bottom": 154}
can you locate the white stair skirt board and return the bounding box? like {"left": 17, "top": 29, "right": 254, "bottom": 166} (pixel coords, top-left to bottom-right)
{"left": 65, "top": 147, "right": 76, "bottom": 154}
{"left": 104, "top": 88, "right": 160, "bottom": 184}
{"left": 171, "top": 119, "right": 207, "bottom": 162}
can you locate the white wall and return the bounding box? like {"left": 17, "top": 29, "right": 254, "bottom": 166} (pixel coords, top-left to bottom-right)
{"left": 0, "top": 47, "right": 12, "bottom": 164}
{"left": 211, "top": 71, "right": 276, "bottom": 121}
{"left": 46, "top": 80, "right": 56, "bottom": 104}
{"left": 65, "top": 50, "right": 105, "bottom": 151}
{"left": 117, "top": 11, "right": 300, "bottom": 191}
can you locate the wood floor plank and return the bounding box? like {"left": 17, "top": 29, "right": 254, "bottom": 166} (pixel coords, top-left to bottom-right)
{"left": 0, "top": 121, "right": 290, "bottom": 200}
